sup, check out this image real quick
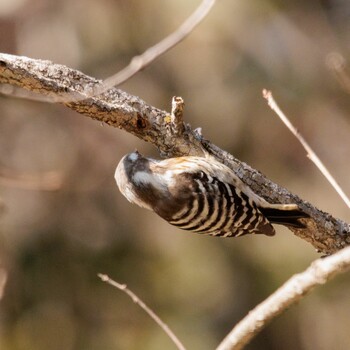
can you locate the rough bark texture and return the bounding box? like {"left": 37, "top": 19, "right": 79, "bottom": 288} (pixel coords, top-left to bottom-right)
{"left": 0, "top": 53, "right": 349, "bottom": 254}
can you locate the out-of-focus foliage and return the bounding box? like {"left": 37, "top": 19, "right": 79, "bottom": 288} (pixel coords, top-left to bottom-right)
{"left": 0, "top": 1, "right": 350, "bottom": 349}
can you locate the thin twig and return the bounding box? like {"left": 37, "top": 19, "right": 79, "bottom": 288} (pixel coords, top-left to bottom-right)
{"left": 263, "top": 89, "right": 350, "bottom": 209}
{"left": 0, "top": 1, "right": 216, "bottom": 104}
{"left": 87, "top": 0, "right": 216, "bottom": 97}
{"left": 98, "top": 273, "right": 186, "bottom": 350}
{"left": 216, "top": 245, "right": 350, "bottom": 350}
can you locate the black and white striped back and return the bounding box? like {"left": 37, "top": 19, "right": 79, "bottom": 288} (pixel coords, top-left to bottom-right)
{"left": 168, "top": 171, "right": 273, "bottom": 237}
{"left": 116, "top": 152, "right": 309, "bottom": 238}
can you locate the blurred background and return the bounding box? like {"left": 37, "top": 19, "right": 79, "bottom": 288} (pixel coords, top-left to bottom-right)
{"left": 0, "top": 0, "right": 350, "bottom": 349}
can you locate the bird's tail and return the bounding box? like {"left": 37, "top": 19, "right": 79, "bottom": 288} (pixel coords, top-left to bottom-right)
{"left": 259, "top": 204, "right": 309, "bottom": 229}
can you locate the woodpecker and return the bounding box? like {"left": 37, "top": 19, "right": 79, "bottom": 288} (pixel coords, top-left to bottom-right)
{"left": 115, "top": 151, "right": 308, "bottom": 237}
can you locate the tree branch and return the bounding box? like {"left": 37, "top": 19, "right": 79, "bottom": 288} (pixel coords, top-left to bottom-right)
{"left": 263, "top": 89, "right": 350, "bottom": 209}
{"left": 98, "top": 274, "right": 186, "bottom": 350}
{"left": 90, "top": 0, "right": 216, "bottom": 96}
{"left": 216, "top": 245, "right": 350, "bottom": 350}
{"left": 0, "top": 53, "right": 349, "bottom": 254}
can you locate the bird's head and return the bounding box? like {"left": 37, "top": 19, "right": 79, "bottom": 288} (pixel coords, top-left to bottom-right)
{"left": 115, "top": 151, "right": 168, "bottom": 210}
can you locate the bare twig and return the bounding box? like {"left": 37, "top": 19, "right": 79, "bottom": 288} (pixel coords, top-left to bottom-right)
{"left": 263, "top": 89, "right": 350, "bottom": 210}
{"left": 216, "top": 245, "right": 350, "bottom": 350}
{"left": 98, "top": 273, "right": 186, "bottom": 350}
{"left": 88, "top": 0, "right": 216, "bottom": 97}
{"left": 0, "top": 1, "right": 216, "bottom": 104}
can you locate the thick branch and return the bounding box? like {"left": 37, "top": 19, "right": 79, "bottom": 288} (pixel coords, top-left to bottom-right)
{"left": 0, "top": 53, "right": 349, "bottom": 254}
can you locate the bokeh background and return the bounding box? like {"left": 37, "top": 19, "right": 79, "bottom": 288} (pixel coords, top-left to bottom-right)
{"left": 1, "top": 1, "right": 350, "bottom": 349}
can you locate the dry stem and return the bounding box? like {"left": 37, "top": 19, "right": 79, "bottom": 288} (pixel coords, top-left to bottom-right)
{"left": 88, "top": 0, "right": 216, "bottom": 97}
{"left": 98, "top": 274, "right": 186, "bottom": 350}
{"left": 263, "top": 89, "right": 350, "bottom": 209}
{"left": 216, "top": 245, "right": 350, "bottom": 350}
